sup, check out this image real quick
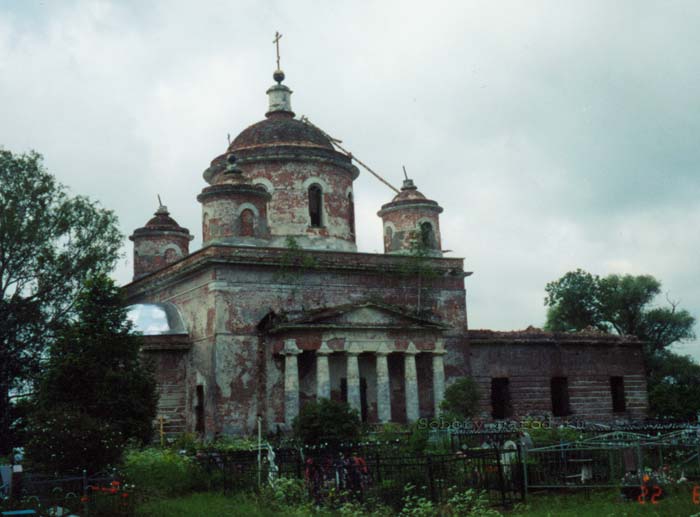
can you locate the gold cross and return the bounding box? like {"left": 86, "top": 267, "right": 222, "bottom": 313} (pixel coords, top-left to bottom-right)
{"left": 273, "top": 31, "right": 283, "bottom": 70}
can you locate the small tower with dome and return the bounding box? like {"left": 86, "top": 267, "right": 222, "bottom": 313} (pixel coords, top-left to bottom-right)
{"left": 377, "top": 177, "right": 444, "bottom": 257}
{"left": 129, "top": 204, "right": 193, "bottom": 280}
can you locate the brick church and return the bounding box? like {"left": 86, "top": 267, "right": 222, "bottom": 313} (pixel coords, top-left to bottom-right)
{"left": 124, "top": 64, "right": 648, "bottom": 437}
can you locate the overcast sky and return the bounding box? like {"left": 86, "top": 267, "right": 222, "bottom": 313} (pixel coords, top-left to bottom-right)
{"left": 2, "top": 0, "right": 698, "bottom": 359}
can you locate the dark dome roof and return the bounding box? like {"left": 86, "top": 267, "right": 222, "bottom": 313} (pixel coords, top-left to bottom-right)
{"left": 144, "top": 211, "right": 183, "bottom": 230}
{"left": 130, "top": 207, "right": 191, "bottom": 239}
{"left": 229, "top": 114, "right": 334, "bottom": 152}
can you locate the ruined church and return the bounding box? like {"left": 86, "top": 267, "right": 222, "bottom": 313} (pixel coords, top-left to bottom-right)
{"left": 124, "top": 61, "right": 648, "bottom": 437}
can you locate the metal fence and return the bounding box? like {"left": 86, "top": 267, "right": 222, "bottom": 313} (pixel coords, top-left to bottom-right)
{"left": 197, "top": 445, "right": 525, "bottom": 510}
{"left": 1, "top": 469, "right": 133, "bottom": 516}
{"left": 523, "top": 430, "right": 700, "bottom": 492}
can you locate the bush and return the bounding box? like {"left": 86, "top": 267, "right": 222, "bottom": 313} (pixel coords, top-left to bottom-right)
{"left": 443, "top": 487, "right": 501, "bottom": 516}
{"left": 122, "top": 448, "right": 205, "bottom": 497}
{"left": 440, "top": 377, "right": 480, "bottom": 421}
{"left": 27, "top": 275, "right": 157, "bottom": 474}
{"left": 292, "top": 398, "right": 361, "bottom": 446}
{"left": 25, "top": 407, "right": 124, "bottom": 474}
{"left": 267, "top": 477, "right": 308, "bottom": 508}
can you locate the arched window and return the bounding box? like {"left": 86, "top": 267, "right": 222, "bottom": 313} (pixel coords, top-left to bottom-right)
{"left": 385, "top": 226, "right": 394, "bottom": 251}
{"left": 348, "top": 192, "right": 355, "bottom": 236}
{"left": 308, "top": 184, "right": 323, "bottom": 227}
{"left": 420, "top": 221, "right": 435, "bottom": 249}
{"left": 240, "top": 209, "right": 255, "bottom": 237}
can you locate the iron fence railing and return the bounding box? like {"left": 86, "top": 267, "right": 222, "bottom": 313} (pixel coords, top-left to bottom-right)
{"left": 523, "top": 430, "right": 700, "bottom": 492}
{"left": 196, "top": 445, "right": 525, "bottom": 510}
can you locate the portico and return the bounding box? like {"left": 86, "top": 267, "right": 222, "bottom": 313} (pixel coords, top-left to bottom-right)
{"left": 280, "top": 336, "right": 447, "bottom": 426}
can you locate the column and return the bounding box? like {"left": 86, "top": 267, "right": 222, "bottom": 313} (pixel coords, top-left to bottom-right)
{"left": 404, "top": 343, "right": 419, "bottom": 423}
{"left": 283, "top": 339, "right": 302, "bottom": 427}
{"left": 432, "top": 348, "right": 446, "bottom": 417}
{"left": 316, "top": 342, "right": 332, "bottom": 400}
{"left": 346, "top": 350, "right": 362, "bottom": 414}
{"left": 375, "top": 347, "right": 391, "bottom": 423}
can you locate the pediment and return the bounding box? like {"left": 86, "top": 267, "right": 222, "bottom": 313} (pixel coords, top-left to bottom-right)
{"left": 262, "top": 302, "right": 450, "bottom": 333}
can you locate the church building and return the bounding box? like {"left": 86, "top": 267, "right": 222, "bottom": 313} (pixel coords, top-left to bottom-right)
{"left": 124, "top": 60, "right": 648, "bottom": 436}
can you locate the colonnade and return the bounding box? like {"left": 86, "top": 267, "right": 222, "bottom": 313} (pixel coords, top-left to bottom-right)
{"left": 282, "top": 339, "right": 446, "bottom": 426}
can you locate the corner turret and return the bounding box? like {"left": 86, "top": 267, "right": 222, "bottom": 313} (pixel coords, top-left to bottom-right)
{"left": 377, "top": 178, "right": 443, "bottom": 257}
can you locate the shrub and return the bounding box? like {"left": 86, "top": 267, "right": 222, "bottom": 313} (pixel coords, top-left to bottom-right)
{"left": 292, "top": 398, "right": 361, "bottom": 446}
{"left": 440, "top": 377, "right": 480, "bottom": 421}
{"left": 25, "top": 407, "right": 124, "bottom": 474}
{"left": 399, "top": 483, "right": 435, "bottom": 517}
{"left": 203, "top": 435, "right": 259, "bottom": 453}
{"left": 122, "top": 448, "right": 204, "bottom": 497}
{"left": 264, "top": 477, "right": 310, "bottom": 511}
{"left": 443, "top": 487, "right": 502, "bottom": 516}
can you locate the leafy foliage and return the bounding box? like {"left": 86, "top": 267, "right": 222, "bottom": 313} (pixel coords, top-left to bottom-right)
{"left": 122, "top": 447, "right": 205, "bottom": 497}
{"left": 544, "top": 269, "right": 604, "bottom": 332}
{"left": 26, "top": 275, "right": 157, "bottom": 473}
{"left": 646, "top": 351, "right": 700, "bottom": 419}
{"left": 544, "top": 269, "right": 695, "bottom": 353}
{"left": 292, "top": 398, "right": 361, "bottom": 446}
{"left": 400, "top": 234, "right": 439, "bottom": 315}
{"left": 0, "top": 149, "right": 122, "bottom": 455}
{"left": 440, "top": 376, "right": 481, "bottom": 420}
{"left": 24, "top": 408, "right": 124, "bottom": 474}
{"left": 544, "top": 269, "right": 697, "bottom": 418}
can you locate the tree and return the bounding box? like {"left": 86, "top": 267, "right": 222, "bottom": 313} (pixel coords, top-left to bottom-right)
{"left": 544, "top": 269, "right": 695, "bottom": 354}
{"left": 646, "top": 351, "right": 700, "bottom": 420}
{"left": 400, "top": 233, "right": 439, "bottom": 315}
{"left": 292, "top": 398, "right": 361, "bottom": 447}
{"left": 440, "top": 376, "right": 481, "bottom": 421}
{"left": 26, "top": 275, "right": 157, "bottom": 473}
{"left": 0, "top": 149, "right": 122, "bottom": 455}
{"left": 544, "top": 269, "right": 697, "bottom": 418}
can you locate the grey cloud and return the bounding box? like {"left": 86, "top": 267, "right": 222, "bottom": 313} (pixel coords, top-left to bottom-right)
{"left": 1, "top": 0, "right": 697, "bottom": 358}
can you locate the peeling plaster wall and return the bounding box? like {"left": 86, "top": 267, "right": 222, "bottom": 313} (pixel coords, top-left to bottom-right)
{"left": 213, "top": 258, "right": 465, "bottom": 432}
{"left": 126, "top": 247, "right": 467, "bottom": 434}
{"left": 127, "top": 269, "right": 218, "bottom": 436}
{"left": 200, "top": 190, "right": 270, "bottom": 245}
{"left": 126, "top": 242, "right": 648, "bottom": 436}
{"left": 241, "top": 160, "right": 356, "bottom": 251}
{"left": 381, "top": 206, "right": 442, "bottom": 254}
{"left": 132, "top": 234, "right": 190, "bottom": 279}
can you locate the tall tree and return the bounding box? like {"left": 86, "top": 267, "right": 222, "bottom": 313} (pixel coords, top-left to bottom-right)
{"left": 544, "top": 269, "right": 697, "bottom": 418}
{"left": 544, "top": 269, "right": 695, "bottom": 354}
{"left": 0, "top": 150, "right": 122, "bottom": 455}
{"left": 26, "top": 275, "right": 157, "bottom": 473}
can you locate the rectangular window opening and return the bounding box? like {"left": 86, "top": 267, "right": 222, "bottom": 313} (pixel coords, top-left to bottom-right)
{"left": 491, "top": 377, "right": 511, "bottom": 419}
{"left": 195, "top": 385, "right": 205, "bottom": 434}
{"left": 610, "top": 376, "right": 626, "bottom": 413}
{"left": 550, "top": 377, "right": 570, "bottom": 417}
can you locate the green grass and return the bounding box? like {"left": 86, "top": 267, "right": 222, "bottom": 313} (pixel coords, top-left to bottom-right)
{"left": 135, "top": 486, "right": 700, "bottom": 516}
{"left": 513, "top": 487, "right": 700, "bottom": 517}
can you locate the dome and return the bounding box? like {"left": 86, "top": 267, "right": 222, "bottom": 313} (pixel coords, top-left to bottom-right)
{"left": 229, "top": 115, "right": 334, "bottom": 152}
{"left": 390, "top": 179, "right": 427, "bottom": 202}
{"left": 378, "top": 179, "right": 442, "bottom": 213}
{"left": 130, "top": 206, "right": 192, "bottom": 238}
